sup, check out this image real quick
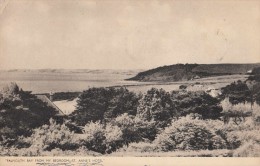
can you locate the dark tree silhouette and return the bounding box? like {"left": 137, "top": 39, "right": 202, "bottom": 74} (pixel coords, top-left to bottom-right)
{"left": 171, "top": 91, "right": 222, "bottom": 119}
{"left": 72, "top": 87, "right": 140, "bottom": 126}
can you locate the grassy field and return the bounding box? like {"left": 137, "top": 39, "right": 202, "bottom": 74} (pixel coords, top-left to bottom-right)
{"left": 126, "top": 74, "right": 248, "bottom": 93}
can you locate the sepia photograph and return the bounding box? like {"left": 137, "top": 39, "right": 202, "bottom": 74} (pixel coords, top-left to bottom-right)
{"left": 0, "top": 0, "right": 260, "bottom": 165}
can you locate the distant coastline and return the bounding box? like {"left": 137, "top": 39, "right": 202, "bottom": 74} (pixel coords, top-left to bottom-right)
{"left": 127, "top": 63, "right": 260, "bottom": 82}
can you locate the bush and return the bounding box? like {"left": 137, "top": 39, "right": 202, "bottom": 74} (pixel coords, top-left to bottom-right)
{"left": 113, "top": 113, "right": 157, "bottom": 143}
{"left": 225, "top": 132, "right": 242, "bottom": 150}
{"left": 154, "top": 116, "right": 227, "bottom": 151}
{"left": 232, "top": 140, "right": 260, "bottom": 157}
{"left": 79, "top": 121, "right": 107, "bottom": 153}
{"left": 133, "top": 116, "right": 157, "bottom": 141}
{"left": 24, "top": 119, "right": 78, "bottom": 154}
{"left": 252, "top": 104, "right": 260, "bottom": 125}
{"left": 215, "top": 120, "right": 260, "bottom": 150}
{"left": 221, "top": 98, "right": 255, "bottom": 124}
{"left": 79, "top": 121, "right": 123, "bottom": 154}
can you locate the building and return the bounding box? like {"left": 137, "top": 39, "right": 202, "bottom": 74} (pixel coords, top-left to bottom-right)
{"left": 35, "top": 94, "right": 65, "bottom": 117}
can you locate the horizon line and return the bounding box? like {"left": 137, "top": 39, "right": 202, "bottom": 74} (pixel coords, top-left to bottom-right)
{"left": 1, "top": 62, "right": 260, "bottom": 71}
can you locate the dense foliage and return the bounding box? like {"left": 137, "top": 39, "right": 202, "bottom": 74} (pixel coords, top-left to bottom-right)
{"left": 221, "top": 73, "right": 260, "bottom": 105}
{"left": 128, "top": 63, "right": 260, "bottom": 82}
{"left": 52, "top": 92, "right": 80, "bottom": 101}
{"left": 221, "top": 80, "right": 251, "bottom": 104}
{"left": 171, "top": 91, "right": 222, "bottom": 119}
{"left": 1, "top": 83, "right": 260, "bottom": 157}
{"left": 247, "top": 74, "right": 260, "bottom": 105}
{"left": 154, "top": 116, "right": 226, "bottom": 151}
{"left": 0, "top": 83, "right": 57, "bottom": 146}
{"left": 24, "top": 119, "right": 78, "bottom": 153}
{"left": 251, "top": 67, "right": 260, "bottom": 75}
{"left": 71, "top": 87, "right": 140, "bottom": 125}
{"left": 78, "top": 121, "right": 123, "bottom": 154}
{"left": 247, "top": 75, "right": 260, "bottom": 82}
{"left": 113, "top": 113, "right": 157, "bottom": 143}
{"left": 136, "top": 88, "right": 177, "bottom": 128}
{"left": 128, "top": 63, "right": 199, "bottom": 81}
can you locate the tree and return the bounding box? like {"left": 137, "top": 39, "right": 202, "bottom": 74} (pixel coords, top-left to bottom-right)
{"left": 136, "top": 88, "right": 177, "bottom": 128}
{"left": 171, "top": 91, "right": 222, "bottom": 119}
{"left": 73, "top": 88, "right": 108, "bottom": 125}
{"left": 0, "top": 83, "right": 57, "bottom": 146}
{"left": 72, "top": 87, "right": 140, "bottom": 126}
{"left": 221, "top": 80, "right": 251, "bottom": 104}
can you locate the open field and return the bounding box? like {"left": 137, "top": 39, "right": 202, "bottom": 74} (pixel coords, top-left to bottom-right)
{"left": 127, "top": 74, "right": 248, "bottom": 93}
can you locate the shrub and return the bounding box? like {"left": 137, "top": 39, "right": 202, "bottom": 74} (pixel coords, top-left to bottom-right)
{"left": 24, "top": 119, "right": 78, "bottom": 154}
{"left": 79, "top": 121, "right": 106, "bottom": 153}
{"left": 104, "top": 123, "right": 124, "bottom": 153}
{"left": 79, "top": 121, "right": 123, "bottom": 154}
{"left": 221, "top": 98, "right": 255, "bottom": 124}
{"left": 154, "top": 116, "right": 226, "bottom": 151}
{"left": 252, "top": 104, "right": 260, "bottom": 125}
{"left": 113, "top": 113, "right": 157, "bottom": 143}
{"left": 232, "top": 140, "right": 260, "bottom": 157}
{"left": 112, "top": 114, "right": 143, "bottom": 144}
{"left": 133, "top": 116, "right": 157, "bottom": 141}
{"left": 179, "top": 85, "right": 187, "bottom": 90}
{"left": 225, "top": 132, "right": 242, "bottom": 150}
{"left": 215, "top": 120, "right": 260, "bottom": 150}
{"left": 211, "top": 135, "right": 227, "bottom": 149}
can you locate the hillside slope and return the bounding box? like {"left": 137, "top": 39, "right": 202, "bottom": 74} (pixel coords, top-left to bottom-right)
{"left": 127, "top": 63, "right": 260, "bottom": 82}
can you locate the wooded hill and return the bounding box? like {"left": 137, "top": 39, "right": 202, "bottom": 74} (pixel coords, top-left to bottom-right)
{"left": 127, "top": 63, "right": 260, "bottom": 82}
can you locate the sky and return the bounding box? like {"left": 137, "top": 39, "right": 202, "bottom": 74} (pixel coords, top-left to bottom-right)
{"left": 0, "top": 0, "right": 259, "bottom": 70}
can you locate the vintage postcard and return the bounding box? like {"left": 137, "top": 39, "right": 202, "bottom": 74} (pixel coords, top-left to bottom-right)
{"left": 0, "top": 0, "right": 259, "bottom": 165}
